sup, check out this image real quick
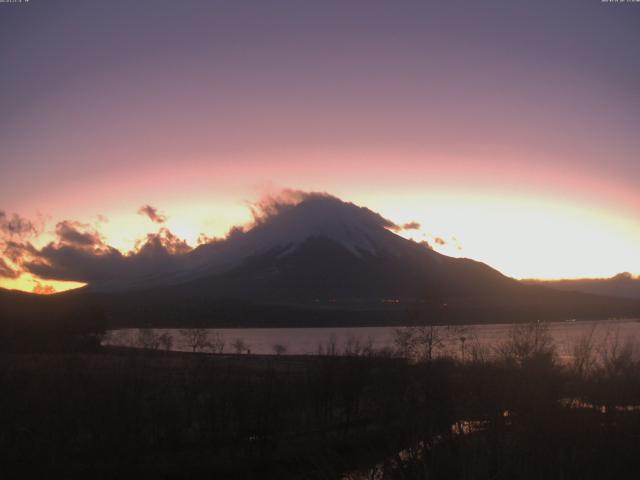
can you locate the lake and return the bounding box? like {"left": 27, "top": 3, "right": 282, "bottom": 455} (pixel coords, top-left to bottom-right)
{"left": 103, "top": 318, "right": 640, "bottom": 362}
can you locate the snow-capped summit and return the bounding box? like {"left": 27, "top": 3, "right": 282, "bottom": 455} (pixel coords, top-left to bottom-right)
{"left": 90, "top": 194, "right": 435, "bottom": 292}
{"left": 225, "top": 194, "right": 420, "bottom": 255}
{"left": 170, "top": 194, "right": 433, "bottom": 285}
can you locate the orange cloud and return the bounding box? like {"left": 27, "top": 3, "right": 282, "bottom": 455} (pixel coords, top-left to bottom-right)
{"left": 0, "top": 211, "right": 45, "bottom": 282}
{"left": 33, "top": 281, "right": 56, "bottom": 295}
{"left": 137, "top": 205, "right": 167, "bottom": 224}
{"left": 388, "top": 221, "right": 422, "bottom": 232}
{"left": 401, "top": 221, "right": 421, "bottom": 230}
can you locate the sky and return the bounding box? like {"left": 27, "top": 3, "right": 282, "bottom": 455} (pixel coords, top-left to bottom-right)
{"left": 1, "top": 0, "right": 639, "bottom": 293}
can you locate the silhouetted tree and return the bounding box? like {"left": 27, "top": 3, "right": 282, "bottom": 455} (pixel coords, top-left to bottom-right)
{"left": 231, "top": 337, "right": 248, "bottom": 354}
{"left": 158, "top": 331, "right": 173, "bottom": 351}
{"left": 180, "top": 328, "right": 210, "bottom": 353}
{"left": 207, "top": 332, "right": 225, "bottom": 353}
{"left": 496, "top": 321, "right": 556, "bottom": 367}
{"left": 394, "top": 325, "right": 445, "bottom": 362}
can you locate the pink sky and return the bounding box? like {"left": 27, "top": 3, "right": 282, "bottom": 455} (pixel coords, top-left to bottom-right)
{"left": 1, "top": 0, "right": 639, "bottom": 293}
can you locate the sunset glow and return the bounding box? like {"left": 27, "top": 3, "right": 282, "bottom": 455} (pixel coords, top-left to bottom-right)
{"left": 1, "top": 185, "right": 638, "bottom": 294}
{"left": 1, "top": 0, "right": 639, "bottom": 294}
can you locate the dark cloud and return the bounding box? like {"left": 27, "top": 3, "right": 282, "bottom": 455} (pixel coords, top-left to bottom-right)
{"left": 134, "top": 228, "right": 192, "bottom": 257}
{"left": 0, "top": 208, "right": 193, "bottom": 284}
{"left": 0, "top": 211, "right": 40, "bottom": 238}
{"left": 0, "top": 257, "right": 19, "bottom": 279}
{"left": 55, "top": 221, "right": 103, "bottom": 248}
{"left": 138, "top": 205, "right": 167, "bottom": 224}
{"left": 197, "top": 233, "right": 214, "bottom": 245}
{"left": 249, "top": 190, "right": 332, "bottom": 225}
{"left": 3, "top": 240, "right": 37, "bottom": 263}
{"left": 197, "top": 233, "right": 225, "bottom": 245}
{"left": 24, "top": 243, "right": 125, "bottom": 283}
{"left": 249, "top": 190, "right": 401, "bottom": 233}
{"left": 23, "top": 226, "right": 192, "bottom": 284}
{"left": 226, "top": 225, "right": 246, "bottom": 240}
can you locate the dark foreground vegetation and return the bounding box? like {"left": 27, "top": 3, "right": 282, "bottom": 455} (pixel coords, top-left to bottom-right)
{"left": 2, "top": 322, "right": 640, "bottom": 479}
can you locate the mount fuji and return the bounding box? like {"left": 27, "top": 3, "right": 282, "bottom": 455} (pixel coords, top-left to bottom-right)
{"left": 90, "top": 194, "right": 512, "bottom": 299}
{"left": 73, "top": 195, "right": 638, "bottom": 326}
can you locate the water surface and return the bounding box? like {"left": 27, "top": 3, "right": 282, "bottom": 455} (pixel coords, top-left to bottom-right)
{"left": 104, "top": 318, "right": 640, "bottom": 361}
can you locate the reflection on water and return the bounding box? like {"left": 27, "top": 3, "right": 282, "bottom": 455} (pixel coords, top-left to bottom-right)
{"left": 103, "top": 318, "right": 640, "bottom": 361}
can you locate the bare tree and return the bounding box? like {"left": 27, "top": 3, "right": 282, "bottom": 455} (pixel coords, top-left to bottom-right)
{"left": 180, "top": 328, "right": 210, "bottom": 353}
{"left": 572, "top": 323, "right": 599, "bottom": 378}
{"left": 394, "top": 325, "right": 445, "bottom": 362}
{"left": 344, "top": 336, "right": 363, "bottom": 357}
{"left": 467, "top": 339, "right": 490, "bottom": 364}
{"left": 207, "top": 332, "right": 225, "bottom": 354}
{"left": 317, "top": 335, "right": 338, "bottom": 356}
{"left": 231, "top": 337, "right": 248, "bottom": 354}
{"left": 597, "top": 326, "right": 636, "bottom": 378}
{"left": 445, "top": 325, "right": 474, "bottom": 362}
{"left": 420, "top": 325, "right": 446, "bottom": 361}
{"left": 496, "top": 321, "right": 556, "bottom": 367}
{"left": 393, "top": 326, "right": 417, "bottom": 358}
{"left": 272, "top": 343, "right": 288, "bottom": 355}
{"left": 361, "top": 336, "right": 375, "bottom": 357}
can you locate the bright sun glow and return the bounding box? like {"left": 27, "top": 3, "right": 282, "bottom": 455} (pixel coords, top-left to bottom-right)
{"left": 362, "top": 191, "right": 640, "bottom": 280}
{"left": 0, "top": 273, "right": 86, "bottom": 295}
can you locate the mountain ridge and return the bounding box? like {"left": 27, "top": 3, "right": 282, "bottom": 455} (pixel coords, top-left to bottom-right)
{"left": 523, "top": 273, "right": 640, "bottom": 300}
